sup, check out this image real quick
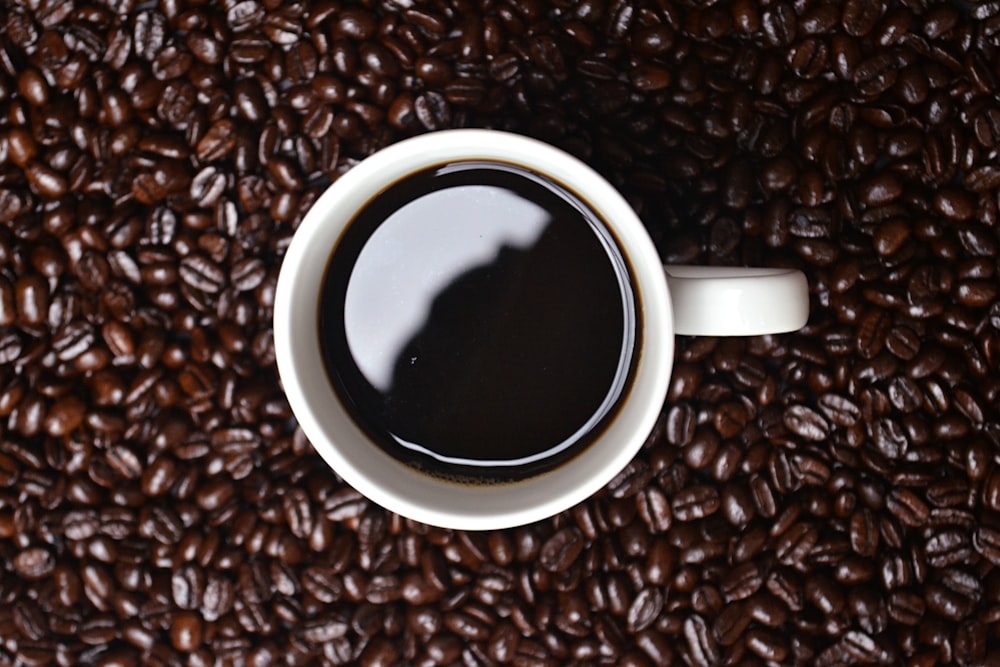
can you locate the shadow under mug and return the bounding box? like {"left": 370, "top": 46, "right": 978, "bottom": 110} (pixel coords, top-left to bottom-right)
{"left": 274, "top": 129, "right": 809, "bottom": 530}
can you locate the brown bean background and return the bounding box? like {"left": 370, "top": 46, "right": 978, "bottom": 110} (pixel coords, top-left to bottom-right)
{"left": 1, "top": 1, "right": 1000, "bottom": 665}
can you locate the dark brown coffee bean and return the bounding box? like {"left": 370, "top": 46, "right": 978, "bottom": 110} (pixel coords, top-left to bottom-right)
{"left": 414, "top": 57, "right": 453, "bottom": 86}
{"left": 840, "top": 630, "right": 892, "bottom": 664}
{"left": 299, "top": 564, "right": 343, "bottom": 605}
{"left": 170, "top": 611, "right": 203, "bottom": 652}
{"left": 230, "top": 257, "right": 266, "bottom": 292}
{"left": 957, "top": 222, "right": 997, "bottom": 257}
{"left": 775, "top": 521, "right": 819, "bottom": 567}
{"left": 539, "top": 527, "right": 585, "bottom": 572}
{"left": 760, "top": 3, "right": 796, "bottom": 46}
{"left": 414, "top": 91, "right": 450, "bottom": 130}
{"left": 926, "top": 582, "right": 975, "bottom": 621}
{"left": 713, "top": 400, "right": 750, "bottom": 439}
{"left": 171, "top": 564, "right": 204, "bottom": 610}
{"left": 860, "top": 172, "right": 902, "bottom": 206}
{"left": 682, "top": 614, "right": 719, "bottom": 667}
{"left": 954, "top": 619, "right": 987, "bottom": 666}
{"left": 856, "top": 308, "right": 893, "bottom": 360}
{"left": 18, "top": 67, "right": 49, "bottom": 106}
{"left": 7, "top": 127, "right": 37, "bottom": 167}
{"left": 636, "top": 486, "right": 671, "bottom": 533}
{"left": 925, "top": 529, "right": 973, "bottom": 568}
{"left": 189, "top": 166, "right": 226, "bottom": 209}
{"left": 16, "top": 274, "right": 48, "bottom": 326}
{"left": 746, "top": 627, "right": 789, "bottom": 662}
{"left": 884, "top": 488, "right": 929, "bottom": 530}
{"left": 974, "top": 526, "right": 1000, "bottom": 565}
{"left": 105, "top": 443, "right": 142, "bottom": 480}
{"left": 934, "top": 187, "right": 977, "bottom": 221}
{"left": 783, "top": 404, "right": 831, "bottom": 441}
{"left": 25, "top": 162, "right": 68, "bottom": 198}
{"left": 873, "top": 218, "right": 909, "bottom": 255}
{"left": 13, "top": 547, "right": 55, "bottom": 580}
{"left": 42, "top": 395, "right": 84, "bottom": 437}
{"left": 0, "top": 276, "right": 15, "bottom": 327}
{"left": 195, "top": 119, "right": 235, "bottom": 162}
{"left": 887, "top": 589, "right": 925, "bottom": 625}
{"left": 855, "top": 53, "right": 898, "bottom": 97}
{"left": 608, "top": 461, "right": 653, "bottom": 499}
{"left": 921, "top": 4, "right": 960, "bottom": 39}
{"left": 484, "top": 620, "right": 520, "bottom": 662}
{"left": 792, "top": 5, "right": 833, "bottom": 35}
{"left": 672, "top": 485, "right": 720, "bottom": 522}
{"left": 179, "top": 254, "right": 224, "bottom": 294}
{"left": 719, "top": 561, "right": 762, "bottom": 603}
{"left": 443, "top": 609, "right": 490, "bottom": 642}
{"left": 747, "top": 593, "right": 789, "bottom": 630}
{"left": 842, "top": 0, "right": 884, "bottom": 36}
{"left": 972, "top": 106, "right": 1000, "bottom": 148}
{"left": 626, "top": 588, "right": 662, "bottom": 633}
{"left": 848, "top": 508, "right": 880, "bottom": 557}
{"left": 815, "top": 394, "right": 859, "bottom": 427}
{"left": 712, "top": 601, "right": 750, "bottom": 646}
{"left": 81, "top": 562, "right": 113, "bottom": 611}
{"left": 424, "top": 634, "right": 462, "bottom": 664}
{"left": 885, "top": 324, "right": 920, "bottom": 360}
{"left": 630, "top": 64, "right": 671, "bottom": 92}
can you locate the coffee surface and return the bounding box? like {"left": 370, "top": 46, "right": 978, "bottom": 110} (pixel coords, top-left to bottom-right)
{"left": 319, "top": 162, "right": 638, "bottom": 481}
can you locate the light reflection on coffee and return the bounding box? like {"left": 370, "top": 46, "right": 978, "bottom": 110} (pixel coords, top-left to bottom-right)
{"left": 319, "top": 161, "right": 639, "bottom": 482}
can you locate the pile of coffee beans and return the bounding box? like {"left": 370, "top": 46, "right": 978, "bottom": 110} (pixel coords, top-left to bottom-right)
{"left": 1, "top": 0, "right": 999, "bottom": 665}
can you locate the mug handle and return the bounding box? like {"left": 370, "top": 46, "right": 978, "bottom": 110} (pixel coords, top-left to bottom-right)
{"left": 664, "top": 266, "right": 809, "bottom": 336}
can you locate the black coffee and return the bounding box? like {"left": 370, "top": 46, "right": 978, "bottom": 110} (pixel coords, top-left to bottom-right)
{"left": 318, "top": 160, "right": 639, "bottom": 483}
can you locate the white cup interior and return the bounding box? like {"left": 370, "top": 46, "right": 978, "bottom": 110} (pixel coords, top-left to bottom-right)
{"left": 273, "top": 129, "right": 673, "bottom": 530}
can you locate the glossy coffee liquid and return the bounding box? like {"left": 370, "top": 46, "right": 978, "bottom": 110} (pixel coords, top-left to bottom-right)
{"left": 319, "top": 161, "right": 638, "bottom": 483}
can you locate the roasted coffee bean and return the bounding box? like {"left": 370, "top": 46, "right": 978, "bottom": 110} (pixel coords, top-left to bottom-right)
{"left": 609, "top": 461, "right": 653, "bottom": 499}
{"left": 171, "top": 564, "right": 204, "bottom": 610}
{"left": 636, "top": 486, "right": 671, "bottom": 532}
{"left": 815, "top": 393, "right": 859, "bottom": 426}
{"left": 179, "top": 254, "right": 225, "bottom": 294}
{"left": 712, "top": 601, "right": 750, "bottom": 645}
{"left": 15, "top": 274, "right": 48, "bottom": 326}
{"left": 886, "top": 324, "right": 921, "bottom": 360}
{"left": 13, "top": 547, "right": 55, "bottom": 580}
{"left": 171, "top": 611, "right": 204, "bottom": 652}
{"left": 759, "top": 4, "right": 795, "bottom": 47}
{"left": 887, "top": 590, "right": 925, "bottom": 625}
{"left": 860, "top": 172, "right": 902, "bottom": 206}
{"left": 955, "top": 619, "right": 987, "bottom": 666}
{"left": 672, "top": 486, "right": 720, "bottom": 521}
{"left": 924, "top": 530, "right": 973, "bottom": 568}
{"left": 415, "top": 57, "right": 453, "bottom": 86}
{"left": 849, "top": 508, "right": 880, "bottom": 557}
{"left": 934, "top": 188, "right": 977, "bottom": 222}
{"left": 626, "top": 588, "right": 662, "bottom": 633}
{"left": 539, "top": 527, "right": 585, "bottom": 572}
{"left": 842, "top": 0, "right": 883, "bottom": 37}
{"left": 720, "top": 483, "right": 755, "bottom": 529}
{"left": 414, "top": 91, "right": 450, "bottom": 130}
{"left": 925, "top": 582, "right": 975, "bottom": 621}
{"left": 783, "top": 404, "right": 830, "bottom": 441}
{"left": 720, "top": 562, "right": 762, "bottom": 602}
{"left": 746, "top": 627, "right": 789, "bottom": 662}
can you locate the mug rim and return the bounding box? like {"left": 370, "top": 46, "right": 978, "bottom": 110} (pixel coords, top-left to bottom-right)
{"left": 273, "top": 129, "right": 673, "bottom": 529}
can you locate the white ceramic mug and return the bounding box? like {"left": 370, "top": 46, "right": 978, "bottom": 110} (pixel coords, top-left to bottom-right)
{"left": 274, "top": 129, "right": 808, "bottom": 530}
